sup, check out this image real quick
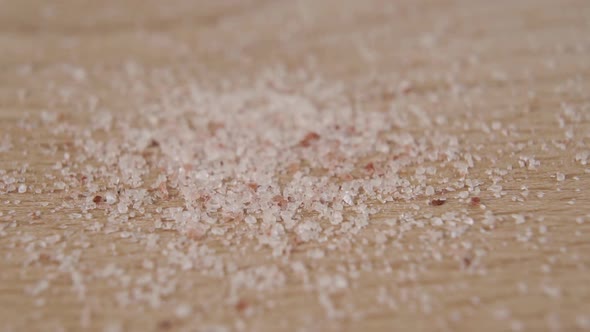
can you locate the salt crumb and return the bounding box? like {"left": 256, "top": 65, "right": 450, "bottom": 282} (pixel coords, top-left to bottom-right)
{"left": 245, "top": 215, "right": 257, "bottom": 225}
{"left": 425, "top": 186, "right": 435, "bottom": 196}
{"left": 104, "top": 322, "right": 123, "bottom": 332}
{"left": 18, "top": 184, "right": 27, "bottom": 193}
{"left": 577, "top": 315, "right": 590, "bottom": 329}
{"left": 512, "top": 214, "right": 526, "bottom": 225}
{"left": 175, "top": 304, "right": 192, "bottom": 319}
{"left": 105, "top": 192, "right": 117, "bottom": 204}
{"left": 510, "top": 320, "right": 524, "bottom": 332}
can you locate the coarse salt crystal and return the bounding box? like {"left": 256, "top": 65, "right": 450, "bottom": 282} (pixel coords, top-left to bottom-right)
{"left": 18, "top": 184, "right": 27, "bottom": 193}
{"left": 343, "top": 193, "right": 353, "bottom": 205}
{"left": 577, "top": 315, "right": 590, "bottom": 329}
{"left": 331, "top": 211, "right": 343, "bottom": 225}
{"left": 458, "top": 191, "right": 469, "bottom": 199}
{"left": 175, "top": 304, "right": 192, "bottom": 318}
{"left": 431, "top": 217, "right": 443, "bottom": 226}
{"left": 556, "top": 173, "right": 565, "bottom": 182}
{"left": 105, "top": 192, "right": 117, "bottom": 204}
{"left": 117, "top": 202, "right": 128, "bottom": 214}
{"left": 425, "top": 186, "right": 435, "bottom": 196}
{"left": 245, "top": 215, "right": 257, "bottom": 225}
{"left": 512, "top": 214, "right": 526, "bottom": 225}
{"left": 510, "top": 320, "right": 524, "bottom": 332}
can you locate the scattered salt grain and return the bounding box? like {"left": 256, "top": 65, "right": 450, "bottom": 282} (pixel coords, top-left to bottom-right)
{"left": 512, "top": 214, "right": 526, "bottom": 225}
{"left": 244, "top": 215, "right": 257, "bottom": 225}
{"left": 104, "top": 322, "right": 123, "bottom": 332}
{"left": 343, "top": 193, "right": 353, "bottom": 206}
{"left": 575, "top": 151, "right": 589, "bottom": 165}
{"left": 542, "top": 285, "right": 561, "bottom": 298}
{"left": 27, "top": 279, "right": 49, "bottom": 296}
{"left": 556, "top": 173, "right": 565, "bottom": 182}
{"left": 105, "top": 192, "right": 117, "bottom": 204}
{"left": 175, "top": 304, "right": 192, "bottom": 319}
{"left": 1, "top": 49, "right": 588, "bottom": 331}
{"left": 510, "top": 320, "right": 524, "bottom": 332}
{"left": 425, "top": 186, "right": 435, "bottom": 196}
{"left": 117, "top": 202, "right": 128, "bottom": 214}
{"left": 577, "top": 315, "right": 590, "bottom": 329}
{"left": 493, "top": 308, "right": 511, "bottom": 320}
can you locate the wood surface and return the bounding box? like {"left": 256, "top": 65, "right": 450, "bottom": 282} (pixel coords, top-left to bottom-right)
{"left": 1, "top": 0, "right": 590, "bottom": 331}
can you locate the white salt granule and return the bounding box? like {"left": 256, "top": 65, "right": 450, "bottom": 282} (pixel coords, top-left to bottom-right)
{"left": 512, "top": 214, "right": 526, "bottom": 225}
{"left": 104, "top": 322, "right": 123, "bottom": 332}
{"left": 343, "top": 192, "right": 353, "bottom": 205}
{"left": 510, "top": 320, "right": 524, "bottom": 332}
{"left": 556, "top": 173, "right": 565, "bottom": 182}
{"left": 542, "top": 285, "right": 561, "bottom": 298}
{"left": 105, "top": 192, "right": 117, "bottom": 204}
{"left": 27, "top": 279, "right": 49, "bottom": 296}
{"left": 175, "top": 304, "right": 192, "bottom": 318}
{"left": 493, "top": 308, "right": 511, "bottom": 320}
{"left": 331, "top": 211, "right": 343, "bottom": 225}
{"left": 488, "top": 184, "right": 503, "bottom": 197}
{"left": 577, "top": 315, "right": 590, "bottom": 329}
{"left": 18, "top": 184, "right": 27, "bottom": 193}
{"left": 117, "top": 202, "right": 128, "bottom": 214}
{"left": 244, "top": 215, "right": 257, "bottom": 225}
{"left": 425, "top": 186, "right": 435, "bottom": 196}
{"left": 575, "top": 151, "right": 589, "bottom": 165}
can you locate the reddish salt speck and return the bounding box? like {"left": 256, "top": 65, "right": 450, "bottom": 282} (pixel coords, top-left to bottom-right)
{"left": 38, "top": 253, "right": 55, "bottom": 265}
{"left": 286, "top": 163, "right": 300, "bottom": 174}
{"left": 247, "top": 183, "right": 259, "bottom": 191}
{"left": 93, "top": 195, "right": 102, "bottom": 204}
{"left": 298, "top": 132, "right": 320, "bottom": 147}
{"left": 235, "top": 299, "right": 249, "bottom": 312}
{"left": 338, "top": 173, "right": 354, "bottom": 181}
{"left": 431, "top": 198, "right": 446, "bottom": 206}
{"left": 156, "top": 182, "right": 169, "bottom": 198}
{"left": 207, "top": 121, "right": 224, "bottom": 134}
{"left": 470, "top": 197, "right": 481, "bottom": 206}
{"left": 399, "top": 81, "right": 413, "bottom": 94}
{"left": 462, "top": 255, "right": 473, "bottom": 268}
{"left": 273, "top": 195, "right": 288, "bottom": 208}
{"left": 437, "top": 188, "right": 450, "bottom": 195}
{"left": 364, "top": 162, "right": 375, "bottom": 173}
{"left": 157, "top": 320, "right": 173, "bottom": 330}
{"left": 198, "top": 194, "right": 210, "bottom": 203}
{"left": 186, "top": 227, "right": 205, "bottom": 240}
{"left": 382, "top": 90, "right": 396, "bottom": 101}
{"left": 345, "top": 126, "right": 356, "bottom": 135}
{"left": 148, "top": 139, "right": 160, "bottom": 148}
{"left": 290, "top": 234, "right": 304, "bottom": 247}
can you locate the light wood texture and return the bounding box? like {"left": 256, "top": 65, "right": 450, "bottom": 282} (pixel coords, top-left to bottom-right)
{"left": 1, "top": 1, "right": 590, "bottom": 331}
